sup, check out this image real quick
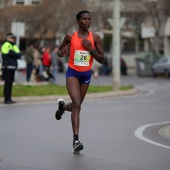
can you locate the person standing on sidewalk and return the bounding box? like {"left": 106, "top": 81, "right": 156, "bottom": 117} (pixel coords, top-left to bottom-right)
{"left": 32, "top": 45, "right": 41, "bottom": 82}
{"left": 1, "top": 33, "right": 22, "bottom": 104}
{"left": 25, "top": 42, "right": 35, "bottom": 82}
{"left": 55, "top": 10, "right": 105, "bottom": 153}
{"left": 51, "top": 46, "right": 59, "bottom": 83}
{"left": 42, "top": 46, "right": 54, "bottom": 81}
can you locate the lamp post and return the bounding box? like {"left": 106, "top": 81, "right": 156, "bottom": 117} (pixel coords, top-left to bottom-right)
{"left": 112, "top": 0, "right": 121, "bottom": 90}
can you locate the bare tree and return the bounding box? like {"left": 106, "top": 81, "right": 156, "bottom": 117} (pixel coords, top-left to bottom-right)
{"left": 122, "top": 0, "right": 146, "bottom": 53}
{"left": 143, "top": 0, "right": 167, "bottom": 54}
{"left": 0, "top": 0, "right": 87, "bottom": 45}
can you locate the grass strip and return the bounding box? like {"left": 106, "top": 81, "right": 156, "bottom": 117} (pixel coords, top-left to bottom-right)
{"left": 0, "top": 84, "right": 133, "bottom": 97}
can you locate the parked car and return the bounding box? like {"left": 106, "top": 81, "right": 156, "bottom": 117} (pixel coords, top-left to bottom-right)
{"left": 136, "top": 51, "right": 160, "bottom": 77}
{"left": 99, "top": 57, "right": 127, "bottom": 75}
{"left": 120, "top": 58, "right": 127, "bottom": 75}
{"left": 151, "top": 56, "right": 170, "bottom": 77}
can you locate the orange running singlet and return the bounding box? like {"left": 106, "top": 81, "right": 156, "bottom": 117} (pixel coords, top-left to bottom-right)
{"left": 68, "top": 31, "right": 95, "bottom": 72}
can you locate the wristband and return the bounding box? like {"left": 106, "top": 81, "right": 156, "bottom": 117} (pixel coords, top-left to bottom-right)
{"left": 90, "top": 50, "right": 97, "bottom": 55}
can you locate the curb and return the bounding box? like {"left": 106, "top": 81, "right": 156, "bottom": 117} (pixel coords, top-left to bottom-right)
{"left": 0, "top": 88, "right": 139, "bottom": 104}
{"left": 158, "top": 125, "right": 170, "bottom": 140}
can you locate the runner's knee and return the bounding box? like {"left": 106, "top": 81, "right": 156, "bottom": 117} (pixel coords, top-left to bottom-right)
{"left": 72, "top": 99, "right": 81, "bottom": 111}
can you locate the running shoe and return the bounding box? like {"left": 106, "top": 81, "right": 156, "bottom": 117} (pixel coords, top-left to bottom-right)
{"left": 73, "top": 140, "right": 84, "bottom": 153}
{"left": 55, "top": 99, "right": 65, "bottom": 120}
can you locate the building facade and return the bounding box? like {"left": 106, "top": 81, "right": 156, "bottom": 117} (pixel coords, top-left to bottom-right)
{"left": 0, "top": 0, "right": 41, "bottom": 8}
{"left": 12, "top": 0, "right": 41, "bottom": 5}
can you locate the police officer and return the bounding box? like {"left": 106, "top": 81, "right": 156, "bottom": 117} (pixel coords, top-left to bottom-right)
{"left": 1, "top": 33, "right": 22, "bottom": 104}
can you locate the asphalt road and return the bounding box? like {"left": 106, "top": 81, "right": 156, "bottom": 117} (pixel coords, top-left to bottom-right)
{"left": 0, "top": 75, "right": 170, "bottom": 170}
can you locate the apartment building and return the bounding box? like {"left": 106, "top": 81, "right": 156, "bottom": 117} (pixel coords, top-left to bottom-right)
{"left": 0, "top": 0, "right": 10, "bottom": 8}
{"left": 0, "top": 0, "right": 41, "bottom": 8}
{"left": 0, "top": 0, "right": 169, "bottom": 56}
{"left": 12, "top": 0, "right": 41, "bottom": 5}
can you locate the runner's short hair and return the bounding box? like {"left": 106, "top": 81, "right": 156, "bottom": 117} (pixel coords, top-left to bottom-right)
{"left": 76, "top": 10, "right": 90, "bottom": 20}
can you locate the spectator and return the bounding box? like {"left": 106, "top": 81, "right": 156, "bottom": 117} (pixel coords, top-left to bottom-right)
{"left": 32, "top": 45, "right": 41, "bottom": 82}
{"left": 42, "top": 46, "right": 53, "bottom": 81}
{"left": 51, "top": 46, "right": 59, "bottom": 83}
{"left": 25, "top": 42, "right": 35, "bottom": 82}
{"left": 39, "top": 46, "right": 45, "bottom": 81}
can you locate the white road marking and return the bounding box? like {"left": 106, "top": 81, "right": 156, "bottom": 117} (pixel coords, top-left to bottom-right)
{"left": 117, "top": 89, "right": 155, "bottom": 99}
{"left": 136, "top": 99, "right": 159, "bottom": 103}
{"left": 134, "top": 121, "right": 170, "bottom": 149}
{"left": 142, "top": 90, "right": 154, "bottom": 96}
{"left": 96, "top": 100, "right": 123, "bottom": 104}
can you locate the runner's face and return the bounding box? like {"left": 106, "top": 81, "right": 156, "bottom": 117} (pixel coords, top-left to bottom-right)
{"left": 78, "top": 13, "right": 91, "bottom": 31}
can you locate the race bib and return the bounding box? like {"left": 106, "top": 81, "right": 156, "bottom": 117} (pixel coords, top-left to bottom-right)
{"left": 74, "top": 50, "right": 91, "bottom": 66}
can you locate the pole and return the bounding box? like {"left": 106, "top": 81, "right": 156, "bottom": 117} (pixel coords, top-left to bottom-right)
{"left": 16, "top": 22, "right": 20, "bottom": 48}
{"left": 112, "top": 0, "right": 121, "bottom": 90}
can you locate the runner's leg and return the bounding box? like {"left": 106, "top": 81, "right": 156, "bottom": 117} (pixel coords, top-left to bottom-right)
{"left": 64, "top": 77, "right": 89, "bottom": 135}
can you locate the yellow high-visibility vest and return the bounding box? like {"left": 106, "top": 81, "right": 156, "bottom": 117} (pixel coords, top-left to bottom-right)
{"left": 1, "top": 42, "right": 20, "bottom": 54}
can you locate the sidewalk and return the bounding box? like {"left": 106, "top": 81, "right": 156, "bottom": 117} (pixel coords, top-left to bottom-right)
{"left": 158, "top": 125, "right": 170, "bottom": 140}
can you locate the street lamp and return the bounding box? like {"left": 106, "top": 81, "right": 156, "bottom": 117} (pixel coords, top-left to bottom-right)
{"left": 112, "top": 0, "right": 121, "bottom": 90}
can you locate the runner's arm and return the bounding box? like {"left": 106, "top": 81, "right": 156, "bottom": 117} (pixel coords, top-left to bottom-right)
{"left": 81, "top": 34, "right": 105, "bottom": 64}
{"left": 57, "top": 34, "right": 72, "bottom": 57}
{"left": 93, "top": 34, "right": 105, "bottom": 64}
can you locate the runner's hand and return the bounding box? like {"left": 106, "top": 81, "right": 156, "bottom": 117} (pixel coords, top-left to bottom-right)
{"left": 81, "top": 39, "right": 93, "bottom": 52}
{"left": 60, "top": 45, "right": 68, "bottom": 57}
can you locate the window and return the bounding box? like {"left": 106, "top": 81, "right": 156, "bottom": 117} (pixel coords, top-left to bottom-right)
{"left": 0, "top": 0, "right": 3, "bottom": 7}
{"left": 0, "top": 0, "right": 8, "bottom": 7}
{"left": 12, "top": 0, "right": 41, "bottom": 5}
{"left": 32, "top": 0, "right": 41, "bottom": 5}
{"left": 15, "top": 0, "right": 24, "bottom": 5}
{"left": 13, "top": 0, "right": 25, "bottom": 5}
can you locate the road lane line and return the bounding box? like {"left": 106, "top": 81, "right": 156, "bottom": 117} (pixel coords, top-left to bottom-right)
{"left": 142, "top": 90, "right": 154, "bottom": 96}
{"left": 137, "top": 99, "right": 159, "bottom": 103}
{"left": 134, "top": 121, "right": 170, "bottom": 149}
